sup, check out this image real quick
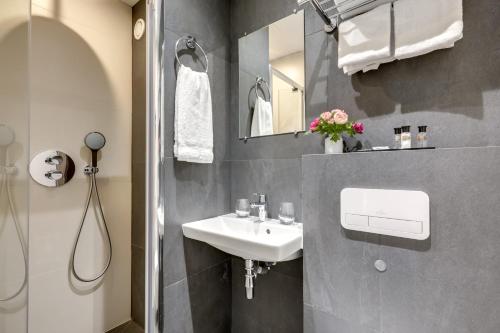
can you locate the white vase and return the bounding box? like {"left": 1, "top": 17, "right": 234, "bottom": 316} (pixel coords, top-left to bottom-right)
{"left": 325, "top": 137, "right": 343, "bottom": 154}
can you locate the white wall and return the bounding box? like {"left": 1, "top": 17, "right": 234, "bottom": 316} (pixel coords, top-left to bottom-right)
{"left": 29, "top": 1, "right": 132, "bottom": 332}
{"left": 0, "top": 1, "right": 30, "bottom": 333}
{"left": 271, "top": 52, "right": 305, "bottom": 134}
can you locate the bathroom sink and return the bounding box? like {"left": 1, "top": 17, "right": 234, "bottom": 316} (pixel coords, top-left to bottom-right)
{"left": 182, "top": 214, "right": 303, "bottom": 262}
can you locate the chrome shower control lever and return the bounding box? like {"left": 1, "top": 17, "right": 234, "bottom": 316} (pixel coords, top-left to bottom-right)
{"left": 30, "top": 150, "right": 75, "bottom": 187}
{"left": 45, "top": 155, "right": 63, "bottom": 165}
{"left": 45, "top": 170, "right": 63, "bottom": 181}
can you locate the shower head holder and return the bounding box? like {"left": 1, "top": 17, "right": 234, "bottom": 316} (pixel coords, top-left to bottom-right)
{"left": 84, "top": 165, "right": 99, "bottom": 175}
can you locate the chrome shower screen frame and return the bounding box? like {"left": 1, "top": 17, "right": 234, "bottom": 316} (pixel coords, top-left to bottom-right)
{"left": 146, "top": 0, "right": 164, "bottom": 332}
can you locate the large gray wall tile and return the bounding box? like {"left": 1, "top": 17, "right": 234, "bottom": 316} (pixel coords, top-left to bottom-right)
{"left": 303, "top": 147, "right": 500, "bottom": 332}
{"left": 231, "top": 257, "right": 303, "bottom": 333}
{"left": 165, "top": 0, "right": 230, "bottom": 61}
{"left": 163, "top": 279, "right": 194, "bottom": 333}
{"left": 163, "top": 158, "right": 230, "bottom": 286}
{"left": 187, "top": 261, "right": 232, "bottom": 333}
{"left": 230, "top": 0, "right": 500, "bottom": 160}
{"left": 229, "top": 158, "right": 302, "bottom": 220}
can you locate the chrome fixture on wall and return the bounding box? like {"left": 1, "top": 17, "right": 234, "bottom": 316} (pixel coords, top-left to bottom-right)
{"left": 0, "top": 125, "right": 27, "bottom": 302}
{"left": 71, "top": 132, "right": 112, "bottom": 283}
{"left": 244, "top": 260, "right": 274, "bottom": 299}
{"left": 175, "top": 35, "right": 209, "bottom": 73}
{"left": 30, "top": 150, "right": 75, "bottom": 187}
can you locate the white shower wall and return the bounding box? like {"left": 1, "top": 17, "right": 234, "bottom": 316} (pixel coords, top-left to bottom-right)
{"left": 29, "top": 1, "right": 132, "bottom": 332}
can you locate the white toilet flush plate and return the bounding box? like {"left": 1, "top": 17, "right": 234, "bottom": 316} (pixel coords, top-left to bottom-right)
{"left": 341, "top": 188, "right": 430, "bottom": 240}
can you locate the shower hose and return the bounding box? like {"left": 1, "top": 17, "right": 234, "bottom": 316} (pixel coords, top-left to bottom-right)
{"left": 71, "top": 169, "right": 112, "bottom": 283}
{"left": 0, "top": 166, "right": 28, "bottom": 302}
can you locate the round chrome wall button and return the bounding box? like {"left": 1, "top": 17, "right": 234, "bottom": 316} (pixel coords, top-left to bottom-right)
{"left": 374, "top": 259, "right": 387, "bottom": 272}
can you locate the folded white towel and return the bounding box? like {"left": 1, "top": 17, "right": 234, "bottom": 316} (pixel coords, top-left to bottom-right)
{"left": 334, "top": 0, "right": 392, "bottom": 19}
{"left": 251, "top": 96, "right": 273, "bottom": 137}
{"left": 338, "top": 3, "right": 393, "bottom": 74}
{"left": 174, "top": 65, "right": 213, "bottom": 163}
{"left": 394, "top": 0, "right": 463, "bottom": 60}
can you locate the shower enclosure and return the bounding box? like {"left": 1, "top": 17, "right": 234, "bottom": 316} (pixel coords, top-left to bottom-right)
{"left": 0, "top": 0, "right": 163, "bottom": 332}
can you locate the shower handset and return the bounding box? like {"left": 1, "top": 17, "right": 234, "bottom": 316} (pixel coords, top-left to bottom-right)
{"left": 0, "top": 125, "right": 28, "bottom": 302}
{"left": 71, "top": 132, "right": 113, "bottom": 283}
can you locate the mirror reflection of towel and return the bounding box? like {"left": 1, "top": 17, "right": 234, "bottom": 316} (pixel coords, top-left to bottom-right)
{"left": 251, "top": 96, "right": 273, "bottom": 137}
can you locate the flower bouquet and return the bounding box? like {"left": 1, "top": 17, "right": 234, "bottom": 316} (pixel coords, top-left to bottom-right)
{"left": 309, "top": 109, "right": 364, "bottom": 154}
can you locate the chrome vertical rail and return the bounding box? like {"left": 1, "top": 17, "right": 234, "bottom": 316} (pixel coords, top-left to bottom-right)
{"left": 146, "top": 0, "right": 164, "bottom": 332}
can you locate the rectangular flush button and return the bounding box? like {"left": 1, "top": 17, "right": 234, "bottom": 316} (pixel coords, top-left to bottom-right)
{"left": 345, "top": 214, "right": 369, "bottom": 227}
{"left": 369, "top": 217, "right": 422, "bottom": 234}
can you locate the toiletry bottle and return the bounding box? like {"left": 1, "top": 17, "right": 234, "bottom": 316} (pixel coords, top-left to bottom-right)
{"left": 400, "top": 126, "right": 411, "bottom": 149}
{"left": 416, "top": 126, "right": 428, "bottom": 148}
{"left": 393, "top": 128, "right": 402, "bottom": 149}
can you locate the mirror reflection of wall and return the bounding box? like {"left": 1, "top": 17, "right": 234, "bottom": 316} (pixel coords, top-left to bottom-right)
{"left": 238, "top": 10, "right": 305, "bottom": 139}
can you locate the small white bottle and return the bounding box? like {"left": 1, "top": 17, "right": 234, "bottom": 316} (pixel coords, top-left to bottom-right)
{"left": 416, "top": 126, "right": 428, "bottom": 148}
{"left": 400, "top": 126, "right": 411, "bottom": 149}
{"left": 393, "top": 128, "right": 402, "bottom": 149}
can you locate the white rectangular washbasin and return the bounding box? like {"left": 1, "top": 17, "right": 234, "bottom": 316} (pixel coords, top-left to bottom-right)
{"left": 182, "top": 214, "right": 303, "bottom": 262}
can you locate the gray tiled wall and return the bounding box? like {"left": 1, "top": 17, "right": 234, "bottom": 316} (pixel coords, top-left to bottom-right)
{"left": 228, "top": 1, "right": 306, "bottom": 332}
{"left": 162, "top": 0, "right": 232, "bottom": 332}
{"left": 228, "top": 0, "right": 500, "bottom": 332}
{"left": 302, "top": 147, "right": 500, "bottom": 332}
{"left": 161, "top": 0, "right": 500, "bottom": 331}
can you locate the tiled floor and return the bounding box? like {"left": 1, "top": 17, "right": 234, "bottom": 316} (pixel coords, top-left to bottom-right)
{"left": 107, "top": 320, "right": 144, "bottom": 333}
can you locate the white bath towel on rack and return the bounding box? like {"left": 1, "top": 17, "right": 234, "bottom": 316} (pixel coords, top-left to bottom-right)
{"left": 394, "top": 0, "right": 463, "bottom": 60}
{"left": 251, "top": 96, "right": 273, "bottom": 137}
{"left": 338, "top": 3, "right": 393, "bottom": 75}
{"left": 174, "top": 65, "right": 214, "bottom": 164}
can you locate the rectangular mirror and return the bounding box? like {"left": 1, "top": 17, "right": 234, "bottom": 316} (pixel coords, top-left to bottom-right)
{"left": 238, "top": 10, "right": 305, "bottom": 139}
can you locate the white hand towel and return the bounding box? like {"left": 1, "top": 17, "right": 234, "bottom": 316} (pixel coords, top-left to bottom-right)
{"left": 334, "top": 0, "right": 392, "bottom": 19}
{"left": 338, "top": 3, "right": 393, "bottom": 73}
{"left": 251, "top": 96, "right": 273, "bottom": 137}
{"left": 394, "top": 0, "right": 463, "bottom": 60}
{"left": 174, "top": 65, "right": 213, "bottom": 164}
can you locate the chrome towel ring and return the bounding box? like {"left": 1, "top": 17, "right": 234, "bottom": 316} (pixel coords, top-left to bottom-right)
{"left": 175, "top": 35, "right": 209, "bottom": 73}
{"left": 255, "top": 76, "right": 271, "bottom": 102}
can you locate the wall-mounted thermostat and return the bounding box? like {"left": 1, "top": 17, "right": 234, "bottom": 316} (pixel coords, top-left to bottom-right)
{"left": 340, "top": 188, "right": 430, "bottom": 240}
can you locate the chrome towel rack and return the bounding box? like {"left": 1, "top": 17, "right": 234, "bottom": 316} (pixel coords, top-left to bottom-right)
{"left": 254, "top": 76, "right": 271, "bottom": 102}
{"left": 298, "top": 0, "right": 396, "bottom": 32}
{"left": 175, "top": 35, "right": 209, "bottom": 73}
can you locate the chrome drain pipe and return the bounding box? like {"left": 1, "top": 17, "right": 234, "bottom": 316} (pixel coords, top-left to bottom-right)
{"left": 245, "top": 260, "right": 255, "bottom": 299}
{"left": 244, "top": 260, "right": 275, "bottom": 300}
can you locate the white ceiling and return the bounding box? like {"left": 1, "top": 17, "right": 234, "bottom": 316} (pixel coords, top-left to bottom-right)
{"left": 120, "top": 0, "right": 140, "bottom": 7}
{"left": 269, "top": 10, "right": 305, "bottom": 61}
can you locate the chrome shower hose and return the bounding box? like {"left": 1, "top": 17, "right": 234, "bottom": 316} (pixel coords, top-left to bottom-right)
{"left": 0, "top": 168, "right": 28, "bottom": 302}
{"left": 71, "top": 172, "right": 112, "bottom": 283}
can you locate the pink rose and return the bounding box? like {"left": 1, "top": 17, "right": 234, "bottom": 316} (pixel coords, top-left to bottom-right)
{"left": 353, "top": 122, "right": 364, "bottom": 134}
{"left": 327, "top": 118, "right": 335, "bottom": 124}
{"left": 320, "top": 112, "right": 333, "bottom": 121}
{"left": 309, "top": 117, "right": 320, "bottom": 132}
{"left": 333, "top": 109, "right": 348, "bottom": 125}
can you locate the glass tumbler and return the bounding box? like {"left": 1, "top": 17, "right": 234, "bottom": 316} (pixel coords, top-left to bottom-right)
{"left": 235, "top": 199, "right": 250, "bottom": 217}
{"left": 278, "top": 202, "right": 295, "bottom": 225}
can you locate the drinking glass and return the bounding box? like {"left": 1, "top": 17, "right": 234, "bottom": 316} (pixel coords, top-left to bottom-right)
{"left": 235, "top": 199, "right": 250, "bottom": 217}
{"left": 278, "top": 202, "right": 295, "bottom": 225}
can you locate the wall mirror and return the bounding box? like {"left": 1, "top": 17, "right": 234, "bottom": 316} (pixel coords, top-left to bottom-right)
{"left": 238, "top": 10, "right": 305, "bottom": 139}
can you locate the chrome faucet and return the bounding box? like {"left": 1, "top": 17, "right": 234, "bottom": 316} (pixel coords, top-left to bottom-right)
{"left": 250, "top": 193, "right": 267, "bottom": 222}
